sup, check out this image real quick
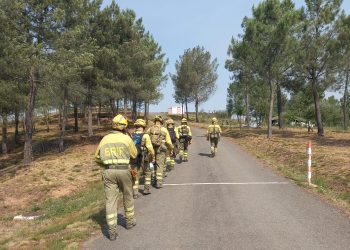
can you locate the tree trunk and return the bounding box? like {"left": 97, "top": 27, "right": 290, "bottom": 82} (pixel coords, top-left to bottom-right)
{"left": 32, "top": 113, "right": 36, "bottom": 133}
{"left": 277, "top": 84, "right": 283, "bottom": 129}
{"left": 144, "top": 101, "right": 147, "bottom": 120}
{"left": 185, "top": 97, "right": 189, "bottom": 120}
{"left": 116, "top": 99, "right": 119, "bottom": 114}
{"left": 59, "top": 86, "right": 68, "bottom": 152}
{"left": 97, "top": 102, "right": 101, "bottom": 128}
{"left": 45, "top": 109, "right": 50, "bottom": 132}
{"left": 88, "top": 96, "right": 93, "bottom": 137}
{"left": 245, "top": 84, "right": 250, "bottom": 127}
{"left": 14, "top": 110, "right": 20, "bottom": 145}
{"left": 123, "top": 97, "right": 128, "bottom": 115}
{"left": 181, "top": 101, "right": 184, "bottom": 118}
{"left": 238, "top": 115, "right": 242, "bottom": 130}
{"left": 311, "top": 79, "right": 324, "bottom": 136}
{"left": 343, "top": 69, "right": 349, "bottom": 131}
{"left": 267, "top": 81, "right": 276, "bottom": 138}
{"left": 74, "top": 103, "right": 78, "bottom": 132}
{"left": 144, "top": 101, "right": 149, "bottom": 125}
{"left": 137, "top": 102, "right": 142, "bottom": 117}
{"left": 58, "top": 107, "right": 62, "bottom": 128}
{"left": 110, "top": 99, "right": 116, "bottom": 117}
{"left": 1, "top": 113, "right": 8, "bottom": 155}
{"left": 23, "top": 67, "right": 37, "bottom": 164}
{"left": 195, "top": 98, "right": 199, "bottom": 122}
{"left": 132, "top": 99, "right": 137, "bottom": 120}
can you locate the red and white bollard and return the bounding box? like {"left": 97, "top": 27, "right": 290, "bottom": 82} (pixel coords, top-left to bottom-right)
{"left": 307, "top": 140, "right": 317, "bottom": 187}
{"left": 307, "top": 140, "right": 312, "bottom": 185}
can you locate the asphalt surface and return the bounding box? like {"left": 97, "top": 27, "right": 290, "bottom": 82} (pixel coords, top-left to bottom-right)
{"left": 85, "top": 127, "right": 350, "bottom": 250}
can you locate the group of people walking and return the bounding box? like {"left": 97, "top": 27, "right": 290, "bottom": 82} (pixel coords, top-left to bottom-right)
{"left": 95, "top": 114, "right": 222, "bottom": 240}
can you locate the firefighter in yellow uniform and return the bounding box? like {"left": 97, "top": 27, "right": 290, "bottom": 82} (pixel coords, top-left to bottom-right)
{"left": 95, "top": 114, "right": 137, "bottom": 241}
{"left": 165, "top": 118, "right": 178, "bottom": 171}
{"left": 146, "top": 115, "right": 173, "bottom": 188}
{"left": 131, "top": 119, "right": 155, "bottom": 197}
{"left": 206, "top": 117, "right": 222, "bottom": 157}
{"left": 177, "top": 118, "right": 192, "bottom": 162}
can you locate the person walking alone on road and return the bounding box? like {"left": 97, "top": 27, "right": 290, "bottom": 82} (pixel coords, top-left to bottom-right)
{"left": 146, "top": 115, "right": 173, "bottom": 188}
{"left": 95, "top": 114, "right": 138, "bottom": 241}
{"left": 177, "top": 118, "right": 192, "bottom": 162}
{"left": 130, "top": 119, "right": 155, "bottom": 197}
{"left": 206, "top": 117, "right": 222, "bottom": 157}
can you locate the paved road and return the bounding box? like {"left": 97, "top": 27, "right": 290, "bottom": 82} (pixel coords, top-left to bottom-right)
{"left": 85, "top": 127, "right": 350, "bottom": 250}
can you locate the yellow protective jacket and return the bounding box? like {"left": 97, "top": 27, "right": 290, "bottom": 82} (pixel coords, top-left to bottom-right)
{"left": 134, "top": 130, "right": 155, "bottom": 161}
{"left": 95, "top": 131, "right": 137, "bottom": 166}
{"left": 146, "top": 125, "right": 174, "bottom": 151}
{"left": 206, "top": 124, "right": 222, "bottom": 139}
{"left": 177, "top": 125, "right": 192, "bottom": 141}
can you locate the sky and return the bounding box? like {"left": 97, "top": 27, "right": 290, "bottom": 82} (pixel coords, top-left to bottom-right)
{"left": 102, "top": 0, "right": 350, "bottom": 113}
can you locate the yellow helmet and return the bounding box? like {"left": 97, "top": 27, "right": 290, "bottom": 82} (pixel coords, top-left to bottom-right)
{"left": 166, "top": 118, "right": 174, "bottom": 125}
{"left": 154, "top": 115, "right": 163, "bottom": 124}
{"left": 212, "top": 117, "right": 218, "bottom": 124}
{"left": 134, "top": 118, "right": 146, "bottom": 128}
{"left": 112, "top": 114, "right": 128, "bottom": 130}
{"left": 181, "top": 118, "right": 187, "bottom": 124}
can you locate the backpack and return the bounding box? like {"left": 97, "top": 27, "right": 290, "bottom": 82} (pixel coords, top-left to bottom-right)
{"left": 178, "top": 125, "right": 190, "bottom": 141}
{"left": 210, "top": 126, "right": 219, "bottom": 139}
{"left": 167, "top": 127, "right": 177, "bottom": 143}
{"left": 132, "top": 132, "right": 145, "bottom": 158}
{"left": 149, "top": 125, "right": 163, "bottom": 147}
{"left": 179, "top": 125, "right": 189, "bottom": 136}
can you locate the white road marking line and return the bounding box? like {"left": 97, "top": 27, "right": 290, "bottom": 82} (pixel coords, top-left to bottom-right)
{"left": 163, "top": 182, "right": 289, "bottom": 186}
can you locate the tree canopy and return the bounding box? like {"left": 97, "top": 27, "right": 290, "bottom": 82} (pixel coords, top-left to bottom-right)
{"left": 0, "top": 0, "right": 167, "bottom": 162}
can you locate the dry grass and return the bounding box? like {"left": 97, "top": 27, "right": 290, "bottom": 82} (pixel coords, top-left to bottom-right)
{"left": 219, "top": 126, "right": 350, "bottom": 213}
{"left": 1, "top": 117, "right": 349, "bottom": 247}
{"left": 0, "top": 118, "right": 111, "bottom": 249}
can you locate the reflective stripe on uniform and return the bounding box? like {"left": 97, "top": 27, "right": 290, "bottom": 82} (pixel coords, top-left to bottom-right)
{"left": 125, "top": 211, "right": 134, "bottom": 217}
{"left": 125, "top": 206, "right": 134, "bottom": 212}
{"left": 125, "top": 206, "right": 134, "bottom": 218}
{"left": 106, "top": 213, "right": 117, "bottom": 226}
{"left": 145, "top": 177, "right": 151, "bottom": 185}
{"left": 103, "top": 159, "right": 129, "bottom": 165}
{"left": 106, "top": 213, "right": 116, "bottom": 219}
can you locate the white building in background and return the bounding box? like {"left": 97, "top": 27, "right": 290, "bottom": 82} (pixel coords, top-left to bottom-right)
{"left": 168, "top": 106, "right": 182, "bottom": 115}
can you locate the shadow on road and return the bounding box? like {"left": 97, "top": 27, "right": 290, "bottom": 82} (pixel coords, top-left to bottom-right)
{"left": 175, "top": 158, "right": 182, "bottom": 164}
{"left": 198, "top": 153, "right": 212, "bottom": 158}
{"left": 90, "top": 209, "right": 128, "bottom": 239}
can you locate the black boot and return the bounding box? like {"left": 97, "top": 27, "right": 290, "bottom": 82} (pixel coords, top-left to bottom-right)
{"left": 108, "top": 228, "right": 118, "bottom": 241}
{"left": 126, "top": 219, "right": 137, "bottom": 230}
